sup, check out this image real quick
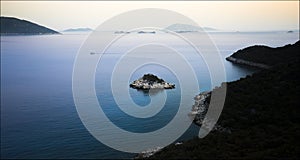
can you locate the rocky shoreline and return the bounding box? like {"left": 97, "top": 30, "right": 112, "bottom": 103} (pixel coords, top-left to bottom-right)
{"left": 189, "top": 91, "right": 231, "bottom": 133}
{"left": 189, "top": 91, "right": 210, "bottom": 124}
{"left": 225, "top": 57, "right": 271, "bottom": 69}
{"left": 135, "top": 147, "right": 163, "bottom": 159}
{"left": 130, "top": 74, "right": 175, "bottom": 90}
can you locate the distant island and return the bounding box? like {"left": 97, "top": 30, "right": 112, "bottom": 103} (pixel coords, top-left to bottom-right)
{"left": 114, "top": 31, "right": 130, "bottom": 34}
{"left": 130, "top": 74, "right": 175, "bottom": 90}
{"left": 140, "top": 40, "right": 300, "bottom": 159}
{"left": 137, "top": 31, "right": 156, "bottom": 34}
{"left": 62, "top": 28, "right": 93, "bottom": 32}
{"left": 165, "top": 23, "right": 217, "bottom": 33}
{"left": 0, "top": 17, "right": 60, "bottom": 35}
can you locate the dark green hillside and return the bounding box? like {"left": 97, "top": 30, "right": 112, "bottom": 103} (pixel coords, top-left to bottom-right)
{"left": 227, "top": 41, "right": 299, "bottom": 66}
{"left": 146, "top": 41, "right": 300, "bottom": 159}
{"left": 0, "top": 17, "right": 59, "bottom": 35}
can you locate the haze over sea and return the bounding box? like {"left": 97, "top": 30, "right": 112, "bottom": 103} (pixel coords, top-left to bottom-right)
{"left": 1, "top": 31, "right": 299, "bottom": 158}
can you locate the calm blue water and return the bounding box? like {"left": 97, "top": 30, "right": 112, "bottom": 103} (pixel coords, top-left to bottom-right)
{"left": 1, "top": 31, "right": 299, "bottom": 159}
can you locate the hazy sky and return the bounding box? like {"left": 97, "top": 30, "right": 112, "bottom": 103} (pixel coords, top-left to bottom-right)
{"left": 1, "top": 1, "right": 299, "bottom": 31}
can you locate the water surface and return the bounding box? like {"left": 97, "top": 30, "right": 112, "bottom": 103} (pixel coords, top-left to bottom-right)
{"left": 1, "top": 31, "right": 299, "bottom": 158}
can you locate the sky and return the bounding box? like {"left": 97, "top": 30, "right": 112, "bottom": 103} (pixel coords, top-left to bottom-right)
{"left": 1, "top": 1, "right": 299, "bottom": 31}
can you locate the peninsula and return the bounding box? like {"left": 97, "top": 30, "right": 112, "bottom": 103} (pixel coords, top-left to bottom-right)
{"left": 0, "top": 17, "right": 60, "bottom": 35}
{"left": 130, "top": 74, "right": 175, "bottom": 90}
{"left": 226, "top": 41, "right": 300, "bottom": 69}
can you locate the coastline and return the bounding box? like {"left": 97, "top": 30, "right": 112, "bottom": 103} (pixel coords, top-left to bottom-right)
{"left": 225, "top": 57, "right": 271, "bottom": 69}
{"left": 140, "top": 40, "right": 299, "bottom": 159}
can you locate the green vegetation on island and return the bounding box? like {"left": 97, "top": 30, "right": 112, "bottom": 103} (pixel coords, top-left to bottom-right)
{"left": 143, "top": 40, "right": 300, "bottom": 159}
{"left": 0, "top": 17, "right": 60, "bottom": 35}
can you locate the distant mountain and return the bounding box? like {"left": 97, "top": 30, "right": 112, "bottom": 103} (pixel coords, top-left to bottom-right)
{"left": 62, "top": 28, "right": 93, "bottom": 32}
{"left": 0, "top": 17, "right": 59, "bottom": 35}
{"left": 165, "top": 23, "right": 217, "bottom": 33}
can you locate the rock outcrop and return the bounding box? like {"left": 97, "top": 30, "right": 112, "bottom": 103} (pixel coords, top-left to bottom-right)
{"left": 136, "top": 147, "right": 162, "bottom": 159}
{"left": 189, "top": 91, "right": 231, "bottom": 133}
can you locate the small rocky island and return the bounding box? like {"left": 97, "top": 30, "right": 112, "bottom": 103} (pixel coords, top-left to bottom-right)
{"left": 130, "top": 74, "right": 175, "bottom": 90}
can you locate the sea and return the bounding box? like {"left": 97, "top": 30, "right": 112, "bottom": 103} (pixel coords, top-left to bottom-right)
{"left": 1, "top": 31, "right": 299, "bottom": 158}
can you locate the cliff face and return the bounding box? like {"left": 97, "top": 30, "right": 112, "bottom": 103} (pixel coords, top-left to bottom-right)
{"left": 0, "top": 17, "right": 60, "bottom": 35}
{"left": 226, "top": 40, "right": 300, "bottom": 68}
